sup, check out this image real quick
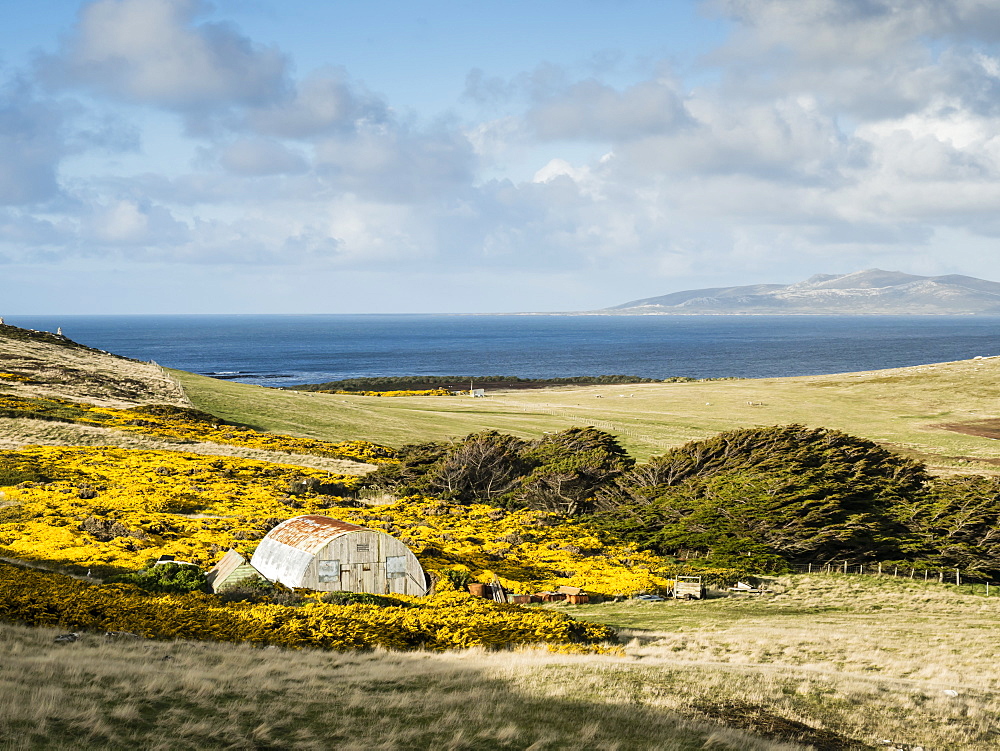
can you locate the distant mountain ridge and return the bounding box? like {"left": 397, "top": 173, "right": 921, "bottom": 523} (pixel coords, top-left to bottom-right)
{"left": 605, "top": 270, "right": 1000, "bottom": 315}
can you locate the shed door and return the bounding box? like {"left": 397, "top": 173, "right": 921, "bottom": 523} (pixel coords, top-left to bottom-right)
{"left": 351, "top": 562, "right": 383, "bottom": 593}
{"left": 340, "top": 565, "right": 354, "bottom": 592}
{"left": 386, "top": 555, "right": 407, "bottom": 594}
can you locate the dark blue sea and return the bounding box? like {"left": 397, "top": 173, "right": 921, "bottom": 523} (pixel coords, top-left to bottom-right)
{"left": 5, "top": 315, "right": 1000, "bottom": 387}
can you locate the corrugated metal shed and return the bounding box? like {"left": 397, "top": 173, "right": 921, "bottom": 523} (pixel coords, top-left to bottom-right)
{"left": 206, "top": 549, "right": 266, "bottom": 593}
{"left": 250, "top": 514, "right": 427, "bottom": 596}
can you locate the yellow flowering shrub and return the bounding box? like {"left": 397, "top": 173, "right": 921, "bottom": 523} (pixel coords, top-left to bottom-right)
{"left": 0, "top": 446, "right": 697, "bottom": 595}
{"left": 0, "top": 563, "right": 614, "bottom": 651}
{"left": 322, "top": 499, "right": 679, "bottom": 596}
{"left": 0, "top": 446, "right": 359, "bottom": 572}
{"left": 0, "top": 394, "right": 395, "bottom": 463}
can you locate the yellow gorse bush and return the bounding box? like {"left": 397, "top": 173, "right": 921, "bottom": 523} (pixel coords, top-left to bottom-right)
{"left": 0, "top": 446, "right": 356, "bottom": 571}
{"left": 0, "top": 446, "right": 686, "bottom": 595}
{"left": 0, "top": 562, "right": 614, "bottom": 651}
{"left": 0, "top": 393, "right": 395, "bottom": 463}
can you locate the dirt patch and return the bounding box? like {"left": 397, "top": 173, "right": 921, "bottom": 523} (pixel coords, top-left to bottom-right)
{"left": 938, "top": 419, "right": 1000, "bottom": 441}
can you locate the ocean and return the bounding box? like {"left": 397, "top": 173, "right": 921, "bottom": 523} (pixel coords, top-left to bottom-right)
{"left": 6, "top": 314, "right": 1000, "bottom": 387}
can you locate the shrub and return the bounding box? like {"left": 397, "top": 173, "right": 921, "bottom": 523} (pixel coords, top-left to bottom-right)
{"left": 107, "top": 562, "right": 208, "bottom": 594}
{"left": 318, "top": 591, "right": 405, "bottom": 607}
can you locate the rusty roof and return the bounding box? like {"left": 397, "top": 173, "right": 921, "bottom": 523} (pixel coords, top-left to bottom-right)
{"left": 264, "top": 515, "right": 370, "bottom": 554}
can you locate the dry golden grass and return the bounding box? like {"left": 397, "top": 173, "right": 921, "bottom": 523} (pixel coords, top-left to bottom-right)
{"left": 5, "top": 576, "right": 993, "bottom": 749}
{"left": 555, "top": 574, "right": 1000, "bottom": 749}
{"left": 0, "top": 622, "right": 804, "bottom": 751}
{"left": 0, "top": 334, "right": 188, "bottom": 409}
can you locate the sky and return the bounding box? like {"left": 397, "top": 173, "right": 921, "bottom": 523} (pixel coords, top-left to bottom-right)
{"left": 4, "top": 0, "right": 1000, "bottom": 314}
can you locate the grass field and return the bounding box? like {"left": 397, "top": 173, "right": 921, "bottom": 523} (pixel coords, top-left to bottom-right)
{"left": 4, "top": 574, "right": 996, "bottom": 750}
{"left": 174, "top": 355, "right": 1000, "bottom": 471}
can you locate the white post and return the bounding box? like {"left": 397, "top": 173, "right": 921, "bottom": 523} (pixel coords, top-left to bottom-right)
{"left": 956, "top": 569, "right": 961, "bottom": 586}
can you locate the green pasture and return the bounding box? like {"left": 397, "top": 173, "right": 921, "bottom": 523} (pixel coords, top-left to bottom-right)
{"left": 173, "top": 355, "right": 1000, "bottom": 469}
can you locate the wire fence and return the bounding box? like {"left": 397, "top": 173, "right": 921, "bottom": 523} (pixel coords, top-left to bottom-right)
{"left": 786, "top": 562, "right": 999, "bottom": 595}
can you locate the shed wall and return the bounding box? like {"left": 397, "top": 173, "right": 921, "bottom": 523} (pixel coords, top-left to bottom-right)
{"left": 251, "top": 528, "right": 425, "bottom": 596}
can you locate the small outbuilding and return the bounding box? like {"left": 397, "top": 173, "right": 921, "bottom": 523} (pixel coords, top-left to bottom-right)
{"left": 250, "top": 515, "right": 427, "bottom": 596}
{"left": 206, "top": 549, "right": 266, "bottom": 593}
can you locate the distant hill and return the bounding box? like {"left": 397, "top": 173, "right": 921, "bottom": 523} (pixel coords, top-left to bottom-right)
{"left": 606, "top": 269, "right": 1000, "bottom": 315}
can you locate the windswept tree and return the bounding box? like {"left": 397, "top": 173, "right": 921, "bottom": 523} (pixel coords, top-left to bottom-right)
{"left": 364, "top": 426, "right": 631, "bottom": 512}
{"left": 507, "top": 427, "right": 634, "bottom": 515}
{"left": 891, "top": 475, "right": 1000, "bottom": 575}
{"left": 427, "top": 431, "right": 529, "bottom": 503}
{"left": 593, "top": 425, "right": 928, "bottom": 565}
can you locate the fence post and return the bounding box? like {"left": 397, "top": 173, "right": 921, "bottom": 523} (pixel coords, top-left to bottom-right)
{"left": 956, "top": 568, "right": 961, "bottom": 586}
{"left": 843, "top": 561, "right": 848, "bottom": 574}
{"left": 878, "top": 562, "right": 882, "bottom": 576}
{"left": 924, "top": 570, "right": 928, "bottom": 582}
{"left": 808, "top": 563, "right": 812, "bottom": 574}
{"left": 894, "top": 566, "right": 898, "bottom": 577}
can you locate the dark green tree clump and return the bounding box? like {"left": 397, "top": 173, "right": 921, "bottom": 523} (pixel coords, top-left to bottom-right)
{"left": 890, "top": 475, "right": 1000, "bottom": 575}
{"left": 289, "top": 375, "right": 664, "bottom": 393}
{"left": 368, "top": 422, "right": 1000, "bottom": 577}
{"left": 592, "top": 425, "right": 928, "bottom": 567}
{"left": 107, "top": 562, "right": 208, "bottom": 594}
{"left": 365, "top": 426, "right": 634, "bottom": 514}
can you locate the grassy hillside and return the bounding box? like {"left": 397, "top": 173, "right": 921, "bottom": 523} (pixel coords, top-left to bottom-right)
{"left": 175, "top": 356, "right": 1000, "bottom": 471}
{"left": 0, "top": 323, "right": 188, "bottom": 408}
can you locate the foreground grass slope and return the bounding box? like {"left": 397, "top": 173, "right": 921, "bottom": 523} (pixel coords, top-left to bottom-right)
{"left": 0, "top": 620, "right": 808, "bottom": 751}
{"left": 176, "top": 355, "right": 1000, "bottom": 471}
{"left": 5, "top": 574, "right": 997, "bottom": 750}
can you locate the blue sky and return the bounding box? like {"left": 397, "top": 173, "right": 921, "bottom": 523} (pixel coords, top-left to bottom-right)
{"left": 4, "top": 0, "right": 1000, "bottom": 313}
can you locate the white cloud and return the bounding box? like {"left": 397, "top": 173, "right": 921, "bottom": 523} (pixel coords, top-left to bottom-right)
{"left": 312, "top": 126, "right": 475, "bottom": 202}
{"left": 85, "top": 198, "right": 188, "bottom": 246}
{"left": 0, "top": 80, "right": 69, "bottom": 205}
{"left": 40, "top": 0, "right": 288, "bottom": 112}
{"left": 241, "top": 70, "right": 388, "bottom": 139}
